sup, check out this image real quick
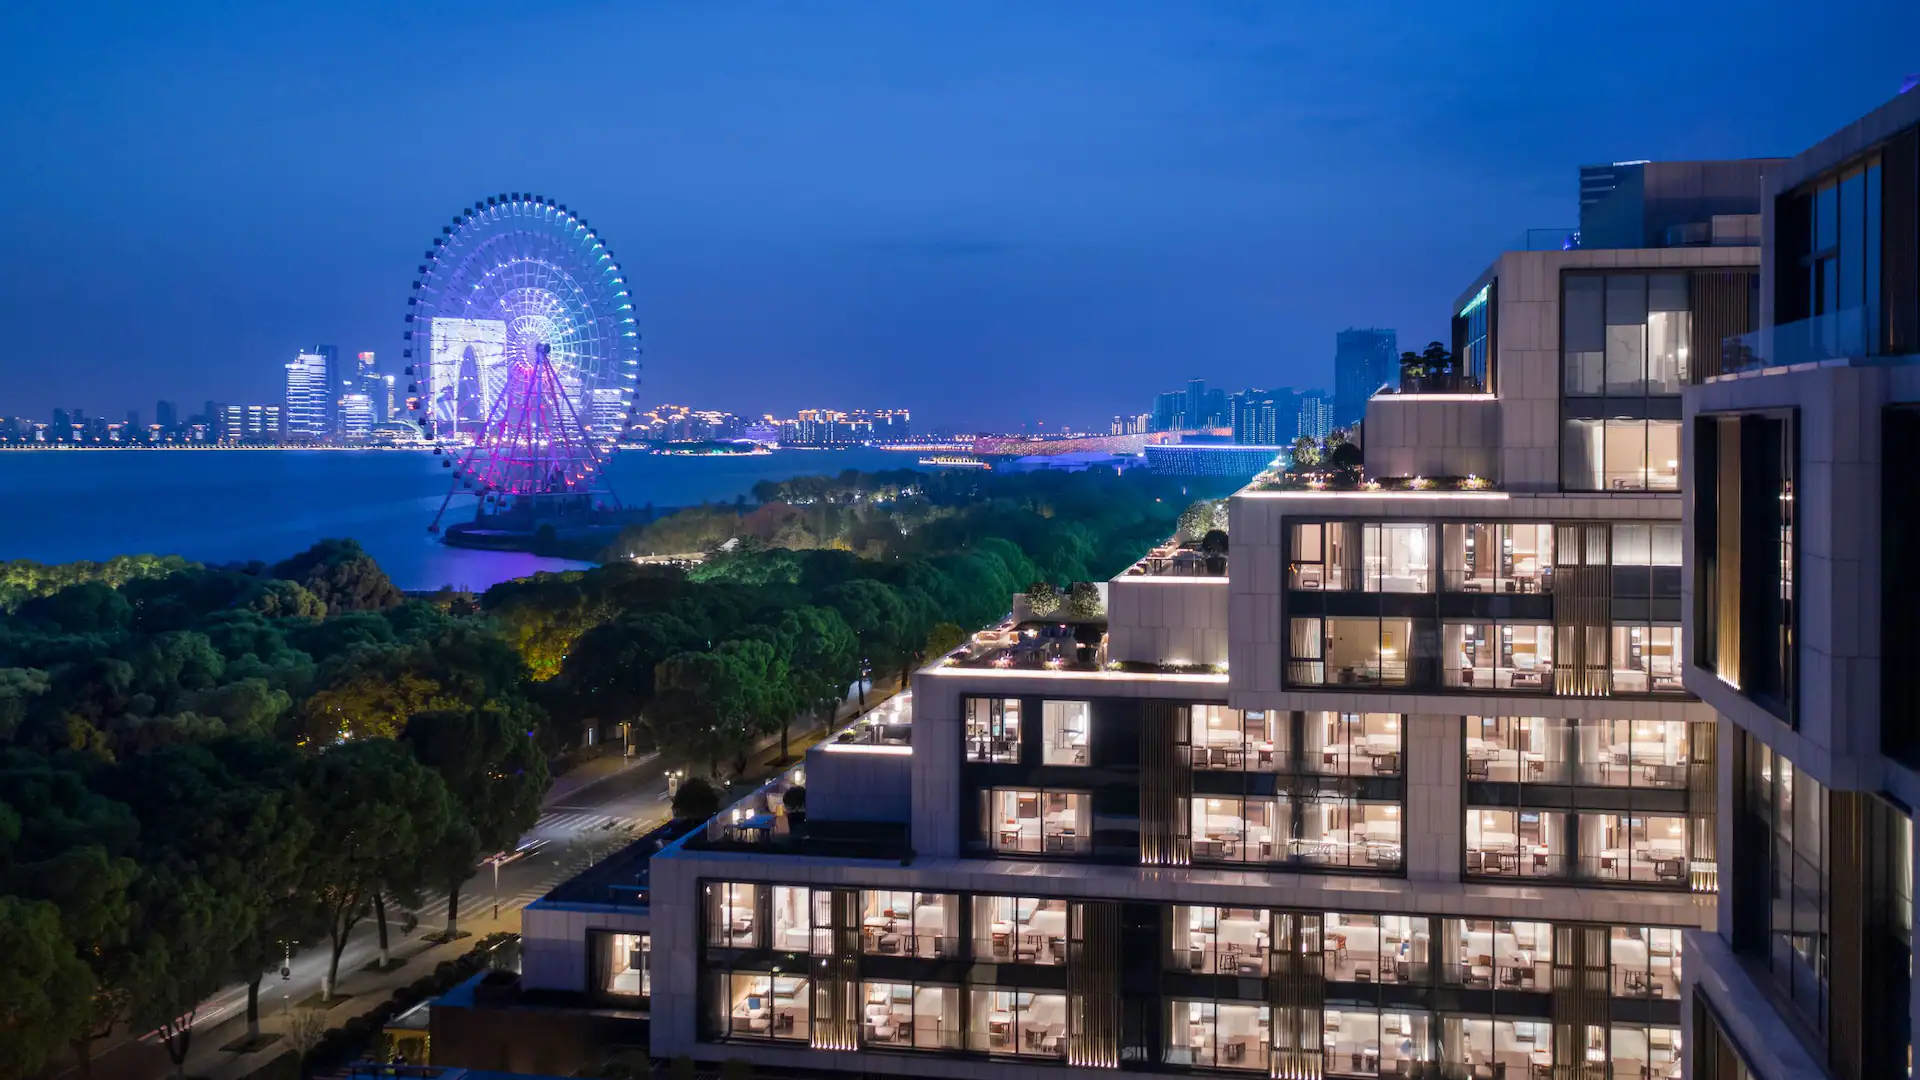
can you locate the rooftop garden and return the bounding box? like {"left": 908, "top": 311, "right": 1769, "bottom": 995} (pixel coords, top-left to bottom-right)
{"left": 1120, "top": 500, "right": 1229, "bottom": 577}
{"left": 1247, "top": 429, "right": 1495, "bottom": 494}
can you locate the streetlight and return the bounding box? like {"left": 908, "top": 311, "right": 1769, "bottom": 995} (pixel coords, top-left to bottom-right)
{"left": 492, "top": 853, "right": 501, "bottom": 919}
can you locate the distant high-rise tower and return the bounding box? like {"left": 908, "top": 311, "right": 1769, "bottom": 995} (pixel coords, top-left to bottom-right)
{"left": 155, "top": 400, "right": 178, "bottom": 430}
{"left": 1151, "top": 391, "right": 1186, "bottom": 432}
{"left": 1333, "top": 328, "right": 1398, "bottom": 429}
{"left": 356, "top": 351, "right": 386, "bottom": 421}
{"left": 314, "top": 344, "right": 342, "bottom": 434}
{"left": 1296, "top": 390, "right": 1335, "bottom": 442}
{"left": 285, "top": 351, "right": 330, "bottom": 438}
{"left": 339, "top": 393, "right": 375, "bottom": 440}
{"left": 1578, "top": 161, "right": 1647, "bottom": 220}
{"left": 1186, "top": 378, "right": 1207, "bottom": 427}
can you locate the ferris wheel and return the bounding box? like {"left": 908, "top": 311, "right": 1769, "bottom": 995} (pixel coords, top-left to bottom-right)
{"left": 403, "top": 194, "right": 640, "bottom": 531}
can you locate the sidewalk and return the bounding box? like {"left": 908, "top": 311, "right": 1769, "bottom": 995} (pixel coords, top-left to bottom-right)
{"left": 193, "top": 907, "right": 524, "bottom": 1080}
{"left": 171, "top": 678, "right": 906, "bottom": 1080}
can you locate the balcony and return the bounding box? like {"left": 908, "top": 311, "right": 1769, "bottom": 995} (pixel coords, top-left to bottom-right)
{"left": 1721, "top": 307, "right": 1883, "bottom": 374}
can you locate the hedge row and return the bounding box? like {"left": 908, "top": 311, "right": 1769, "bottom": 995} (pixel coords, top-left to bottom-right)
{"left": 288, "top": 932, "right": 519, "bottom": 1078}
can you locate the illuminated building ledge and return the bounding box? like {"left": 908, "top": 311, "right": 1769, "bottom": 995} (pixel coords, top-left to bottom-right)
{"left": 1368, "top": 392, "right": 1499, "bottom": 402}
{"left": 1112, "top": 575, "right": 1230, "bottom": 585}
{"left": 923, "top": 665, "right": 1227, "bottom": 684}
{"left": 1242, "top": 687, "right": 1701, "bottom": 722}
{"left": 655, "top": 846, "right": 1706, "bottom": 923}
{"left": 1238, "top": 489, "right": 1511, "bottom": 500}
{"left": 813, "top": 742, "right": 912, "bottom": 756}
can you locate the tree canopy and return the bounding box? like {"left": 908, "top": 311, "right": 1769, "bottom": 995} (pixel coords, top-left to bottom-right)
{"left": 0, "top": 465, "right": 1238, "bottom": 1076}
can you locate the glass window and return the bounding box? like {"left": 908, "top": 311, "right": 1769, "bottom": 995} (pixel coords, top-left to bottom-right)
{"left": 706, "top": 882, "right": 760, "bottom": 948}
{"left": 1168, "top": 999, "right": 1271, "bottom": 1071}
{"left": 1651, "top": 523, "right": 1682, "bottom": 566}
{"left": 1297, "top": 798, "right": 1403, "bottom": 870}
{"left": 1563, "top": 418, "right": 1681, "bottom": 492}
{"left": 594, "top": 931, "right": 649, "bottom": 1000}
{"left": 725, "top": 972, "right": 809, "bottom": 1040}
{"left": 1610, "top": 927, "right": 1684, "bottom": 1000}
{"left": 1562, "top": 417, "right": 1604, "bottom": 491}
{"left": 1291, "top": 522, "right": 1328, "bottom": 589}
{"left": 1190, "top": 706, "right": 1287, "bottom": 773}
{"left": 1465, "top": 716, "right": 1572, "bottom": 785}
{"left": 1611, "top": 624, "right": 1684, "bottom": 692}
{"left": 1575, "top": 720, "right": 1689, "bottom": 788}
{"left": 972, "top": 896, "right": 1070, "bottom": 965}
{"left": 1465, "top": 808, "right": 1566, "bottom": 878}
{"left": 1324, "top": 912, "right": 1429, "bottom": 986}
{"left": 1443, "top": 1017, "right": 1553, "bottom": 1078}
{"left": 861, "top": 890, "right": 961, "bottom": 959}
{"left": 1328, "top": 617, "right": 1414, "bottom": 686}
{"left": 1304, "top": 711, "right": 1402, "bottom": 777}
{"left": 1647, "top": 275, "right": 1691, "bottom": 393}
{"left": 1839, "top": 168, "right": 1863, "bottom": 322}
{"left": 1323, "top": 1007, "right": 1384, "bottom": 1077}
{"left": 1604, "top": 419, "right": 1649, "bottom": 490}
{"left": 1613, "top": 523, "right": 1651, "bottom": 566}
{"left": 859, "top": 980, "right": 962, "bottom": 1051}
{"left": 1605, "top": 275, "right": 1650, "bottom": 394}
{"left": 1815, "top": 178, "right": 1838, "bottom": 251}
{"left": 1441, "top": 918, "right": 1552, "bottom": 990}
{"left": 1580, "top": 814, "right": 1689, "bottom": 884}
{"left": 1648, "top": 420, "right": 1680, "bottom": 490}
{"left": 1866, "top": 163, "right": 1883, "bottom": 335}
{"left": 1291, "top": 521, "right": 1362, "bottom": 590}
{"left": 1288, "top": 617, "right": 1325, "bottom": 684}
{"left": 1041, "top": 700, "right": 1089, "bottom": 766}
{"left": 1365, "top": 524, "right": 1432, "bottom": 592}
{"left": 968, "top": 987, "right": 1067, "bottom": 1057}
{"left": 769, "top": 885, "right": 831, "bottom": 953}
{"left": 1172, "top": 905, "right": 1272, "bottom": 976}
{"left": 1377, "top": 1013, "right": 1433, "bottom": 1078}
{"left": 965, "top": 697, "right": 1020, "bottom": 763}
{"left": 1611, "top": 1024, "right": 1682, "bottom": 1080}
{"left": 984, "top": 789, "right": 1090, "bottom": 855}
{"left": 1564, "top": 275, "right": 1606, "bottom": 396}
{"left": 1444, "top": 621, "right": 1555, "bottom": 690}
{"left": 1192, "top": 795, "right": 1289, "bottom": 865}
{"left": 1442, "top": 523, "right": 1553, "bottom": 594}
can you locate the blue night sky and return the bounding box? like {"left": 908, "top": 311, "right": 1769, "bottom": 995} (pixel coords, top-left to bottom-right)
{"left": 2, "top": 1, "right": 1917, "bottom": 431}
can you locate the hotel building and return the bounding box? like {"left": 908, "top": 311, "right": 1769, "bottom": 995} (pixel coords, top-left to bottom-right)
{"left": 1680, "top": 90, "right": 1920, "bottom": 1080}
{"left": 464, "top": 173, "right": 1796, "bottom": 1080}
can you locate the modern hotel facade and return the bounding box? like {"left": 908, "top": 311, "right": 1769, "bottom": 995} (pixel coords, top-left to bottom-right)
{"left": 413, "top": 96, "right": 1920, "bottom": 1080}
{"left": 477, "top": 208, "right": 1787, "bottom": 1080}
{"left": 1679, "top": 90, "right": 1920, "bottom": 1080}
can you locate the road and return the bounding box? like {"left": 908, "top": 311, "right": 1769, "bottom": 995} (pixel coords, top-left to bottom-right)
{"left": 62, "top": 750, "right": 682, "bottom": 1080}
{"left": 63, "top": 677, "right": 890, "bottom": 1080}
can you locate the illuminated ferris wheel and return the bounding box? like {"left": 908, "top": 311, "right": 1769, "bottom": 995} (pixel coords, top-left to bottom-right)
{"left": 403, "top": 194, "right": 640, "bottom": 531}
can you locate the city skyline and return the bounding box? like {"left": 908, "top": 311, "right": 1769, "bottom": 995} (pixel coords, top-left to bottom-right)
{"left": 9, "top": 3, "right": 1918, "bottom": 428}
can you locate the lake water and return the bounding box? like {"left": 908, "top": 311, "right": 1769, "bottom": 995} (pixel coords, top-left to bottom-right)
{"left": 0, "top": 446, "right": 911, "bottom": 591}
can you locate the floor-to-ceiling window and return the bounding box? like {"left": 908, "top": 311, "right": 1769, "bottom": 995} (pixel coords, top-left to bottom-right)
{"left": 1693, "top": 412, "right": 1796, "bottom": 720}
{"left": 1744, "top": 739, "right": 1830, "bottom": 1037}
{"left": 1561, "top": 272, "right": 1689, "bottom": 492}
{"left": 1777, "top": 153, "right": 1884, "bottom": 356}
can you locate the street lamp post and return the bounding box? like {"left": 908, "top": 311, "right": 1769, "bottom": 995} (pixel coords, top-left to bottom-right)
{"left": 492, "top": 855, "right": 501, "bottom": 919}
